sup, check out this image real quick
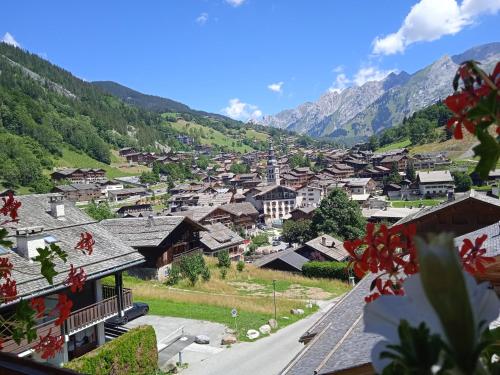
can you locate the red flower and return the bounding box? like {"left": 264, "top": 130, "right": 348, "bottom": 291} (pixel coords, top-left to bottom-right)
{"left": 65, "top": 264, "right": 87, "bottom": 293}
{"left": 75, "top": 232, "right": 95, "bottom": 255}
{"left": 0, "top": 257, "right": 13, "bottom": 279}
{"left": 460, "top": 234, "right": 495, "bottom": 274}
{"left": 54, "top": 294, "right": 73, "bottom": 326}
{"left": 0, "top": 192, "right": 21, "bottom": 223}
{"left": 33, "top": 329, "right": 65, "bottom": 359}
{"left": 30, "top": 297, "right": 46, "bottom": 318}
{"left": 0, "top": 278, "right": 17, "bottom": 302}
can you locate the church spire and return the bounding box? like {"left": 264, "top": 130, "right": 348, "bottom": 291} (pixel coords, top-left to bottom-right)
{"left": 266, "top": 141, "right": 280, "bottom": 185}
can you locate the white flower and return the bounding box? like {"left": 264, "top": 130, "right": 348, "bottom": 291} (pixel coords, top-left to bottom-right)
{"left": 364, "top": 272, "right": 499, "bottom": 373}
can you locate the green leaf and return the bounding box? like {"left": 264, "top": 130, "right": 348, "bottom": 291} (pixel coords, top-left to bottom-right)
{"left": 473, "top": 128, "right": 500, "bottom": 180}
{"left": 12, "top": 300, "right": 37, "bottom": 345}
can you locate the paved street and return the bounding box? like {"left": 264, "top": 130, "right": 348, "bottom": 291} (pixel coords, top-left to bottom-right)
{"left": 181, "top": 298, "right": 339, "bottom": 375}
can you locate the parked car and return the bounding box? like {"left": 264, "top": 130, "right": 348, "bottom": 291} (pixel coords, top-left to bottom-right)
{"left": 106, "top": 302, "right": 149, "bottom": 325}
{"left": 272, "top": 240, "right": 280, "bottom": 246}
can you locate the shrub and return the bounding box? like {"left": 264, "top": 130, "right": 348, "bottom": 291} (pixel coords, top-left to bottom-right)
{"left": 217, "top": 250, "right": 231, "bottom": 268}
{"left": 166, "top": 264, "right": 181, "bottom": 286}
{"left": 220, "top": 267, "right": 228, "bottom": 279}
{"left": 179, "top": 253, "right": 206, "bottom": 286}
{"left": 64, "top": 325, "right": 158, "bottom": 375}
{"left": 201, "top": 265, "right": 211, "bottom": 282}
{"left": 302, "top": 261, "right": 350, "bottom": 281}
{"left": 236, "top": 260, "right": 245, "bottom": 272}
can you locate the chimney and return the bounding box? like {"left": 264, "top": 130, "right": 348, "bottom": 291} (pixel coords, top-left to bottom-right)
{"left": 321, "top": 236, "right": 326, "bottom": 246}
{"left": 447, "top": 190, "right": 455, "bottom": 202}
{"left": 147, "top": 214, "right": 155, "bottom": 227}
{"left": 49, "top": 195, "right": 65, "bottom": 219}
{"left": 16, "top": 226, "right": 45, "bottom": 261}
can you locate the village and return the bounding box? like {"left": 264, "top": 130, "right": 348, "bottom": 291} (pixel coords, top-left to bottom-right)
{"left": 2, "top": 136, "right": 500, "bottom": 374}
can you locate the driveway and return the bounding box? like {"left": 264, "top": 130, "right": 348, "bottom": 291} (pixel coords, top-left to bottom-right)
{"left": 124, "top": 298, "right": 340, "bottom": 375}
{"left": 182, "top": 298, "right": 339, "bottom": 375}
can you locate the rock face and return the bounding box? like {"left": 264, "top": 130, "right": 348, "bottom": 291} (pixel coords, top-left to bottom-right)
{"left": 195, "top": 335, "right": 210, "bottom": 344}
{"left": 259, "top": 324, "right": 271, "bottom": 335}
{"left": 290, "top": 308, "right": 304, "bottom": 315}
{"left": 221, "top": 334, "right": 237, "bottom": 345}
{"left": 246, "top": 329, "right": 260, "bottom": 340}
{"left": 259, "top": 42, "right": 500, "bottom": 139}
{"left": 268, "top": 319, "right": 278, "bottom": 329}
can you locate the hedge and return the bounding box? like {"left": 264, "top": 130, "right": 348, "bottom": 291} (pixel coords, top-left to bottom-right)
{"left": 302, "top": 261, "right": 350, "bottom": 281}
{"left": 64, "top": 325, "right": 158, "bottom": 375}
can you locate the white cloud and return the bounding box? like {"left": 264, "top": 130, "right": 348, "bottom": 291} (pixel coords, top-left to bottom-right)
{"left": 196, "top": 12, "right": 209, "bottom": 25}
{"left": 222, "top": 98, "right": 262, "bottom": 121}
{"left": 226, "top": 0, "right": 246, "bottom": 7}
{"left": 1, "top": 32, "right": 20, "bottom": 48}
{"left": 329, "top": 73, "right": 350, "bottom": 93}
{"left": 332, "top": 65, "right": 344, "bottom": 73}
{"left": 372, "top": 0, "right": 500, "bottom": 55}
{"left": 353, "top": 66, "right": 396, "bottom": 86}
{"left": 267, "top": 81, "right": 284, "bottom": 93}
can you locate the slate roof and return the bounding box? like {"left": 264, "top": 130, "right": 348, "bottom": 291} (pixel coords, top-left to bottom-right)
{"left": 395, "top": 190, "right": 500, "bottom": 226}
{"left": 170, "top": 206, "right": 216, "bottom": 222}
{"left": 281, "top": 274, "right": 379, "bottom": 375}
{"left": 306, "top": 234, "right": 349, "bottom": 261}
{"left": 291, "top": 206, "right": 316, "bottom": 214}
{"left": 54, "top": 183, "right": 100, "bottom": 192}
{"left": 417, "top": 170, "right": 454, "bottom": 183}
{"left": 200, "top": 223, "right": 244, "bottom": 252}
{"left": 101, "top": 216, "right": 206, "bottom": 248}
{"left": 3, "top": 194, "right": 144, "bottom": 303}
{"left": 254, "top": 249, "right": 308, "bottom": 271}
{"left": 303, "top": 234, "right": 350, "bottom": 261}
{"left": 454, "top": 220, "right": 500, "bottom": 257}
{"left": 220, "top": 202, "right": 259, "bottom": 217}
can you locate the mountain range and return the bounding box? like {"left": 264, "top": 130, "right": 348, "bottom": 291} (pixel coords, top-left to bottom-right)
{"left": 259, "top": 42, "right": 500, "bottom": 139}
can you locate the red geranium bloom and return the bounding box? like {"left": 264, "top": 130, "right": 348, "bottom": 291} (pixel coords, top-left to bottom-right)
{"left": 33, "top": 330, "right": 65, "bottom": 359}
{"left": 0, "top": 257, "right": 13, "bottom": 279}
{"left": 460, "top": 234, "right": 495, "bottom": 274}
{"left": 75, "top": 232, "right": 95, "bottom": 255}
{"left": 65, "top": 264, "right": 87, "bottom": 293}
{"left": 30, "top": 297, "right": 46, "bottom": 318}
{"left": 54, "top": 293, "right": 73, "bottom": 326}
{"left": 0, "top": 278, "right": 17, "bottom": 302}
{"left": 0, "top": 192, "right": 21, "bottom": 223}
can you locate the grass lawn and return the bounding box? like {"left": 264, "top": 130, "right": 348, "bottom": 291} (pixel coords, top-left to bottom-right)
{"left": 165, "top": 119, "right": 257, "bottom": 153}
{"left": 390, "top": 199, "right": 443, "bottom": 208}
{"left": 107, "top": 258, "right": 350, "bottom": 341}
{"left": 375, "top": 139, "right": 411, "bottom": 153}
{"left": 53, "top": 147, "right": 143, "bottom": 179}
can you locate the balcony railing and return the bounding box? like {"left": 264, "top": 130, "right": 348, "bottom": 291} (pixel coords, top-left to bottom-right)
{"left": 1, "top": 287, "right": 132, "bottom": 355}
{"left": 172, "top": 247, "right": 203, "bottom": 262}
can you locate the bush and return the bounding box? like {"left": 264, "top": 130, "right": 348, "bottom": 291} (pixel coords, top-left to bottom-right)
{"left": 236, "top": 260, "right": 245, "bottom": 272}
{"left": 179, "top": 253, "right": 206, "bottom": 286}
{"left": 166, "top": 264, "right": 181, "bottom": 286}
{"left": 302, "top": 261, "right": 350, "bottom": 281}
{"left": 64, "top": 325, "right": 158, "bottom": 375}
{"left": 217, "top": 250, "right": 231, "bottom": 268}
{"left": 201, "top": 265, "right": 211, "bottom": 282}
{"left": 220, "top": 267, "right": 228, "bottom": 279}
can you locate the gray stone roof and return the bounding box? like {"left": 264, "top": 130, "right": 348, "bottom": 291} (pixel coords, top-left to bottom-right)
{"left": 454, "top": 220, "right": 500, "bottom": 257}
{"left": 220, "top": 202, "right": 259, "bottom": 217}
{"left": 200, "top": 223, "right": 243, "bottom": 252}
{"left": 3, "top": 194, "right": 144, "bottom": 303}
{"left": 304, "top": 234, "right": 350, "bottom": 261}
{"left": 417, "top": 170, "right": 453, "bottom": 183}
{"left": 291, "top": 206, "right": 316, "bottom": 214}
{"left": 170, "top": 206, "right": 216, "bottom": 222}
{"left": 101, "top": 216, "right": 206, "bottom": 248}
{"left": 281, "top": 274, "right": 379, "bottom": 375}
{"left": 253, "top": 248, "right": 308, "bottom": 271}
{"left": 395, "top": 190, "right": 500, "bottom": 226}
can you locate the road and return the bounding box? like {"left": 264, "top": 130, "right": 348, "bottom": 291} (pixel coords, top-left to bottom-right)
{"left": 181, "top": 298, "right": 339, "bottom": 375}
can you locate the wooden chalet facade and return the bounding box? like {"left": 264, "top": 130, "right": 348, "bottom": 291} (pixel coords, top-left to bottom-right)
{"left": 1, "top": 194, "right": 144, "bottom": 366}
{"left": 101, "top": 216, "right": 206, "bottom": 281}
{"left": 50, "top": 168, "right": 106, "bottom": 184}
{"left": 395, "top": 190, "right": 500, "bottom": 237}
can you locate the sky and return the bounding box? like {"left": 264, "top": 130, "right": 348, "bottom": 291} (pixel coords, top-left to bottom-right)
{"left": 1, "top": 0, "right": 499, "bottom": 121}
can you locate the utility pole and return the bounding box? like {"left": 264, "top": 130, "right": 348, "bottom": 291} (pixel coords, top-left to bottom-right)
{"left": 272, "top": 279, "right": 277, "bottom": 321}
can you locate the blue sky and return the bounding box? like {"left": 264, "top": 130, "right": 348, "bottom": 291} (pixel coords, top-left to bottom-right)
{"left": 1, "top": 0, "right": 499, "bottom": 121}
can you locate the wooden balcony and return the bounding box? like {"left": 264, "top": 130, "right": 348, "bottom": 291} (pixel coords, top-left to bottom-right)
{"left": 66, "top": 288, "right": 132, "bottom": 334}
{"left": 1, "top": 287, "right": 132, "bottom": 355}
